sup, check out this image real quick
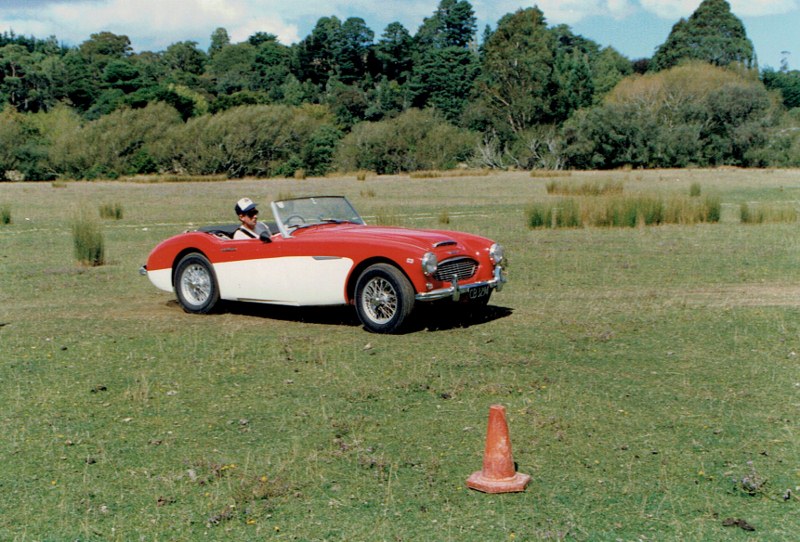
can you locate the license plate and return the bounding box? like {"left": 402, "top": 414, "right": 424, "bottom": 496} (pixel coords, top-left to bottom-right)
{"left": 468, "top": 285, "right": 490, "bottom": 299}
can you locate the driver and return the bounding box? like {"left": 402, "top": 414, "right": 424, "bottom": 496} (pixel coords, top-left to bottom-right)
{"left": 233, "top": 198, "right": 269, "bottom": 240}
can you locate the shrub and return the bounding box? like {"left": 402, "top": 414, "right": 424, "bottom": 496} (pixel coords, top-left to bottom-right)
{"left": 162, "top": 104, "right": 337, "bottom": 178}
{"left": 335, "top": 109, "right": 479, "bottom": 174}
{"left": 72, "top": 212, "right": 105, "bottom": 266}
{"left": 50, "top": 102, "right": 183, "bottom": 179}
{"left": 689, "top": 182, "right": 701, "bottom": 197}
{"left": 1, "top": 204, "right": 10, "bottom": 225}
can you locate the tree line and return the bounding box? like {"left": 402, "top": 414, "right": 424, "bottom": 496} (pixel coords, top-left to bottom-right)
{"left": 1, "top": 0, "right": 799, "bottom": 181}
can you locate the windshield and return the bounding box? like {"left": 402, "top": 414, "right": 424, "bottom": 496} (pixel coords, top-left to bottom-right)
{"left": 271, "top": 196, "right": 365, "bottom": 236}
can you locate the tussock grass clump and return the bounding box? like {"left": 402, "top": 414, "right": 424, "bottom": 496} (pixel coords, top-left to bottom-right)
{"left": 293, "top": 168, "right": 307, "bottom": 180}
{"left": 527, "top": 198, "right": 581, "bottom": 228}
{"left": 530, "top": 170, "right": 571, "bottom": 178}
{"left": 126, "top": 174, "right": 228, "bottom": 183}
{"left": 372, "top": 208, "right": 403, "bottom": 226}
{"left": 409, "top": 169, "right": 489, "bottom": 179}
{"left": 438, "top": 210, "right": 450, "bottom": 224}
{"left": 1, "top": 204, "right": 10, "bottom": 225}
{"left": 71, "top": 211, "right": 105, "bottom": 266}
{"left": 546, "top": 179, "right": 623, "bottom": 196}
{"left": 528, "top": 194, "right": 721, "bottom": 229}
{"left": 689, "top": 182, "right": 702, "bottom": 197}
{"left": 99, "top": 202, "right": 124, "bottom": 220}
{"left": 740, "top": 202, "right": 798, "bottom": 224}
{"left": 355, "top": 170, "right": 373, "bottom": 181}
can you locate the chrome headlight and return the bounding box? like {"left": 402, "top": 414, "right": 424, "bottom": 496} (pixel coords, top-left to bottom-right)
{"left": 489, "top": 243, "right": 504, "bottom": 265}
{"left": 421, "top": 252, "right": 438, "bottom": 275}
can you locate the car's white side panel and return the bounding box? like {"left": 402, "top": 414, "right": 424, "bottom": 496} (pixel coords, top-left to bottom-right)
{"left": 148, "top": 268, "right": 173, "bottom": 293}
{"left": 215, "top": 256, "right": 353, "bottom": 306}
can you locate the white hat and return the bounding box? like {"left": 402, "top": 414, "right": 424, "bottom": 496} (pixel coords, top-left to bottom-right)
{"left": 235, "top": 197, "right": 257, "bottom": 214}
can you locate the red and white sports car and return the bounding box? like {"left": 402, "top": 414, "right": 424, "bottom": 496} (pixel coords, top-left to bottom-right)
{"left": 140, "top": 196, "right": 506, "bottom": 333}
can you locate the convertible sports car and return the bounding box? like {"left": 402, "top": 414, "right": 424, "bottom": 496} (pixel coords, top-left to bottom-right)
{"left": 140, "top": 196, "right": 506, "bottom": 333}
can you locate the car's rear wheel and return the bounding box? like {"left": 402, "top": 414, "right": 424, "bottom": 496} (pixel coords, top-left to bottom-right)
{"left": 355, "top": 263, "right": 414, "bottom": 333}
{"left": 174, "top": 253, "right": 219, "bottom": 314}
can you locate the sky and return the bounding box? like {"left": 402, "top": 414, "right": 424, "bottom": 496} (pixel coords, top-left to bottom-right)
{"left": 0, "top": 0, "right": 797, "bottom": 70}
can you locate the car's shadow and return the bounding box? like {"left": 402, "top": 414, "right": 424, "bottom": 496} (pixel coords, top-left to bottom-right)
{"left": 189, "top": 301, "right": 513, "bottom": 333}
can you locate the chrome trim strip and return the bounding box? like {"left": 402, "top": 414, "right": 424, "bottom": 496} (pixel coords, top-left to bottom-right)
{"left": 415, "top": 265, "right": 506, "bottom": 302}
{"left": 312, "top": 256, "right": 342, "bottom": 260}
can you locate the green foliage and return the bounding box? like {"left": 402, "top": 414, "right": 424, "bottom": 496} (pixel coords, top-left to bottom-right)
{"left": 50, "top": 101, "right": 182, "bottom": 179}
{"left": 650, "top": 0, "right": 755, "bottom": 71}
{"left": 0, "top": 1, "right": 793, "bottom": 176}
{"left": 1, "top": 203, "right": 10, "bottom": 224}
{"left": 335, "top": 108, "right": 478, "bottom": 174}
{"left": 762, "top": 68, "right": 800, "bottom": 109}
{"left": 71, "top": 210, "right": 105, "bottom": 266}
{"left": 689, "top": 182, "right": 702, "bottom": 197}
{"left": 563, "top": 63, "right": 778, "bottom": 169}
{"left": 161, "top": 103, "right": 338, "bottom": 178}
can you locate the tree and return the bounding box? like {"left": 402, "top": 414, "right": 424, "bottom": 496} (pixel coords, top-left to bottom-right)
{"left": 762, "top": 68, "right": 800, "bottom": 109}
{"left": 208, "top": 28, "right": 230, "bottom": 58}
{"left": 415, "top": 0, "right": 476, "bottom": 50}
{"left": 374, "top": 22, "right": 413, "bottom": 83}
{"left": 409, "top": 46, "right": 478, "bottom": 122}
{"left": 473, "top": 8, "right": 557, "bottom": 137}
{"left": 562, "top": 63, "right": 776, "bottom": 168}
{"left": 650, "top": 0, "right": 755, "bottom": 71}
{"left": 162, "top": 41, "right": 207, "bottom": 81}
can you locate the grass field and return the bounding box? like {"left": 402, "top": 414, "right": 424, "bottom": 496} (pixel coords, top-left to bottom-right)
{"left": 1, "top": 169, "right": 799, "bottom": 541}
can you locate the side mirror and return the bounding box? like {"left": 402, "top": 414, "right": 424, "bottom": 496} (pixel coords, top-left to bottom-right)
{"left": 259, "top": 231, "right": 272, "bottom": 243}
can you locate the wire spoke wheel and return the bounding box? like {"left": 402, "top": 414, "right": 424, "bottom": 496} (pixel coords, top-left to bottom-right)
{"left": 174, "top": 253, "right": 219, "bottom": 314}
{"left": 362, "top": 276, "right": 399, "bottom": 324}
{"left": 355, "top": 264, "right": 414, "bottom": 333}
{"left": 180, "top": 263, "right": 212, "bottom": 305}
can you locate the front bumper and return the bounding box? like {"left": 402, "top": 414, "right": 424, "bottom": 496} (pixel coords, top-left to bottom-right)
{"left": 415, "top": 265, "right": 506, "bottom": 302}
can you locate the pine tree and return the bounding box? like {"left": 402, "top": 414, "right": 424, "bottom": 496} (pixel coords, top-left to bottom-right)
{"left": 650, "top": 0, "right": 755, "bottom": 71}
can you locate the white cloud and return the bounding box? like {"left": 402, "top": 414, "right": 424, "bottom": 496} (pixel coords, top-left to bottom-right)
{"left": 0, "top": 0, "right": 302, "bottom": 50}
{"left": 639, "top": 0, "right": 798, "bottom": 19}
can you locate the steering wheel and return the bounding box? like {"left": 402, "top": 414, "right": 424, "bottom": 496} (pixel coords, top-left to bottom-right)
{"left": 284, "top": 214, "right": 306, "bottom": 228}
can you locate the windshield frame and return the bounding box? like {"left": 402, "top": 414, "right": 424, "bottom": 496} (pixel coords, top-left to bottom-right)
{"left": 270, "top": 196, "right": 365, "bottom": 238}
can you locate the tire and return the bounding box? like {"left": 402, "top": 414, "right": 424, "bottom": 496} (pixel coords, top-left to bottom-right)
{"left": 355, "top": 263, "right": 415, "bottom": 333}
{"left": 174, "top": 253, "right": 219, "bottom": 314}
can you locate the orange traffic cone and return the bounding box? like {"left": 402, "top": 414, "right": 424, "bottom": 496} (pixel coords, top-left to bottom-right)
{"left": 466, "top": 404, "right": 531, "bottom": 493}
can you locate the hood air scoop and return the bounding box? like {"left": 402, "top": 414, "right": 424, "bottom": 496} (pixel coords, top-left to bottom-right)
{"left": 433, "top": 240, "right": 457, "bottom": 248}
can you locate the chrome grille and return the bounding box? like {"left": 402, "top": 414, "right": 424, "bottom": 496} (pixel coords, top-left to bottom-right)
{"left": 433, "top": 257, "right": 477, "bottom": 282}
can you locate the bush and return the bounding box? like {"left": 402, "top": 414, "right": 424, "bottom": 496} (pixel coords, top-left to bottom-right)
{"left": 161, "top": 104, "right": 337, "bottom": 178}
{"left": 49, "top": 102, "right": 182, "bottom": 179}
{"left": 335, "top": 108, "right": 478, "bottom": 174}
{"left": 1, "top": 204, "right": 10, "bottom": 225}
{"left": 72, "top": 212, "right": 105, "bottom": 266}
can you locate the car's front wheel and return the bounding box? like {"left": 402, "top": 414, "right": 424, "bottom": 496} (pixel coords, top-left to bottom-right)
{"left": 355, "top": 263, "right": 414, "bottom": 333}
{"left": 174, "top": 253, "right": 219, "bottom": 314}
